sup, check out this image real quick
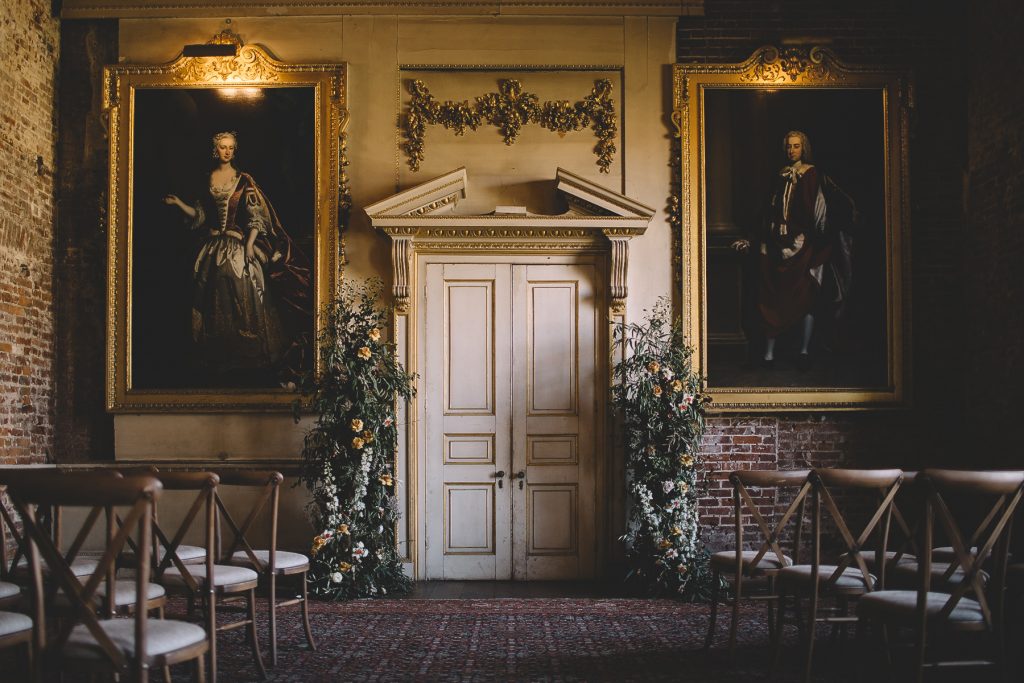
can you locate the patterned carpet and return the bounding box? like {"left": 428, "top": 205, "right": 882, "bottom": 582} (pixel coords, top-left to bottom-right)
{"left": 4, "top": 596, "right": 1010, "bottom": 681}
{"left": 168, "top": 598, "right": 827, "bottom": 683}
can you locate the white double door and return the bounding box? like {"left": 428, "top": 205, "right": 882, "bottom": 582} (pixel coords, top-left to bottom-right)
{"left": 422, "top": 259, "right": 600, "bottom": 580}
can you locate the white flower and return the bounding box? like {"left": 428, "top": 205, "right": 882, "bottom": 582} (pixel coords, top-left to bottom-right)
{"left": 662, "top": 480, "right": 675, "bottom": 494}
{"left": 661, "top": 367, "right": 674, "bottom": 380}
{"left": 330, "top": 572, "right": 343, "bottom": 583}
{"left": 665, "top": 548, "right": 679, "bottom": 560}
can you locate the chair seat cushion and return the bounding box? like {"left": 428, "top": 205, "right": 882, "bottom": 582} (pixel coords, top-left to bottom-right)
{"left": 123, "top": 544, "right": 207, "bottom": 565}
{"left": 162, "top": 564, "right": 258, "bottom": 589}
{"left": 15, "top": 557, "right": 98, "bottom": 578}
{"left": 889, "top": 561, "right": 989, "bottom": 589}
{"left": 778, "top": 564, "right": 875, "bottom": 590}
{"left": 838, "top": 551, "right": 917, "bottom": 569}
{"left": 64, "top": 618, "right": 207, "bottom": 660}
{"left": 0, "top": 611, "right": 32, "bottom": 638}
{"left": 229, "top": 550, "right": 309, "bottom": 573}
{"left": 856, "top": 590, "right": 984, "bottom": 624}
{"left": 931, "top": 546, "right": 977, "bottom": 562}
{"left": 710, "top": 550, "right": 791, "bottom": 571}
{"left": 55, "top": 581, "right": 166, "bottom": 609}
{"left": 0, "top": 581, "right": 20, "bottom": 600}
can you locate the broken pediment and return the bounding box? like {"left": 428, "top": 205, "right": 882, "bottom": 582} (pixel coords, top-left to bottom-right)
{"left": 366, "top": 168, "right": 654, "bottom": 315}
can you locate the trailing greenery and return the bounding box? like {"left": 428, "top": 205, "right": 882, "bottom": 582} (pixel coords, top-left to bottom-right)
{"left": 611, "top": 300, "right": 714, "bottom": 599}
{"left": 296, "top": 279, "right": 415, "bottom": 599}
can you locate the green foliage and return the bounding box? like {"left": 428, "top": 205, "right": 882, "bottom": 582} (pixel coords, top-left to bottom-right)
{"left": 296, "top": 279, "right": 416, "bottom": 599}
{"left": 611, "top": 299, "right": 714, "bottom": 599}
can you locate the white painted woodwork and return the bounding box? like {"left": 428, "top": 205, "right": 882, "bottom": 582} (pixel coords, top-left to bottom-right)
{"left": 424, "top": 260, "right": 597, "bottom": 580}
{"left": 425, "top": 263, "right": 512, "bottom": 579}
{"left": 512, "top": 264, "right": 596, "bottom": 579}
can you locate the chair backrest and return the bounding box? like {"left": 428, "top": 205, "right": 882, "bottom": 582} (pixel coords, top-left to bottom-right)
{"left": 886, "top": 470, "right": 921, "bottom": 564}
{"left": 213, "top": 470, "right": 284, "bottom": 572}
{"left": 810, "top": 468, "right": 903, "bottom": 591}
{"left": 3, "top": 470, "right": 161, "bottom": 677}
{"left": 0, "top": 469, "right": 122, "bottom": 583}
{"left": 147, "top": 471, "right": 219, "bottom": 593}
{"left": 727, "top": 469, "right": 812, "bottom": 574}
{"left": 919, "top": 469, "right": 1024, "bottom": 628}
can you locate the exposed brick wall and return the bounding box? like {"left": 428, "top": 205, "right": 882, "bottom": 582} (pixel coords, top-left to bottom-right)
{"left": 680, "top": 0, "right": 969, "bottom": 550}
{"left": 964, "top": 0, "right": 1024, "bottom": 461}
{"left": 0, "top": 0, "right": 60, "bottom": 467}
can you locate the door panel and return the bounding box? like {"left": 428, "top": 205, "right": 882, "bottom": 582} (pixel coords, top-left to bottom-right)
{"left": 512, "top": 264, "right": 596, "bottom": 580}
{"left": 425, "top": 263, "right": 511, "bottom": 580}
{"left": 425, "top": 260, "right": 598, "bottom": 580}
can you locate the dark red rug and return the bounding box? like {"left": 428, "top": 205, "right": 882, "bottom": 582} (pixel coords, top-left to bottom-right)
{"left": 174, "top": 598, "right": 812, "bottom": 682}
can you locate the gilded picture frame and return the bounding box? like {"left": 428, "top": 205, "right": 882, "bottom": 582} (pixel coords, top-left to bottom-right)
{"left": 104, "top": 34, "right": 347, "bottom": 412}
{"left": 673, "top": 46, "right": 911, "bottom": 411}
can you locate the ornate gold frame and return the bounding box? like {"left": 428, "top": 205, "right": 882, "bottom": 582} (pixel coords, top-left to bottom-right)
{"left": 673, "top": 46, "right": 912, "bottom": 411}
{"left": 104, "top": 33, "right": 347, "bottom": 412}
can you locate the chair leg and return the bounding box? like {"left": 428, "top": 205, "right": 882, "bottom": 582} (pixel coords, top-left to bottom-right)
{"left": 195, "top": 655, "right": 206, "bottom": 683}
{"left": 269, "top": 571, "right": 277, "bottom": 667}
{"left": 766, "top": 576, "right": 777, "bottom": 643}
{"left": 803, "top": 587, "right": 819, "bottom": 683}
{"left": 772, "top": 584, "right": 786, "bottom": 671}
{"left": 301, "top": 571, "right": 317, "bottom": 652}
{"left": 207, "top": 589, "right": 217, "bottom": 683}
{"left": 704, "top": 567, "right": 720, "bottom": 650}
{"left": 248, "top": 588, "right": 267, "bottom": 680}
{"left": 728, "top": 570, "right": 742, "bottom": 656}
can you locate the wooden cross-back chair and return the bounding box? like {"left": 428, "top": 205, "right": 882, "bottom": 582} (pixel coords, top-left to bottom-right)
{"left": 152, "top": 471, "right": 266, "bottom": 683}
{"left": 5, "top": 470, "right": 208, "bottom": 682}
{"left": 1, "top": 472, "right": 113, "bottom": 587}
{"left": 773, "top": 467, "right": 903, "bottom": 683}
{"left": 705, "top": 469, "right": 811, "bottom": 655}
{"left": 215, "top": 469, "right": 316, "bottom": 666}
{"left": 0, "top": 484, "right": 34, "bottom": 681}
{"left": 857, "top": 468, "right": 1024, "bottom": 682}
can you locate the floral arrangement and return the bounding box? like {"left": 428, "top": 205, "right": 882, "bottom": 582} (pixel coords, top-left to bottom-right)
{"left": 296, "top": 279, "right": 415, "bottom": 599}
{"left": 611, "top": 299, "right": 713, "bottom": 599}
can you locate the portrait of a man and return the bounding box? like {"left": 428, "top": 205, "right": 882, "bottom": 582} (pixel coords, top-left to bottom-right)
{"left": 702, "top": 89, "right": 886, "bottom": 390}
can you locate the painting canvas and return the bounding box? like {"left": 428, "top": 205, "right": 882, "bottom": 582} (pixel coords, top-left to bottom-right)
{"left": 104, "top": 40, "right": 345, "bottom": 411}
{"left": 675, "top": 47, "right": 910, "bottom": 410}
{"left": 131, "top": 86, "right": 315, "bottom": 391}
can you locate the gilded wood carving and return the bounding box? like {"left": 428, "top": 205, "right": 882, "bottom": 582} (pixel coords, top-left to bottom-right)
{"left": 403, "top": 78, "right": 616, "bottom": 173}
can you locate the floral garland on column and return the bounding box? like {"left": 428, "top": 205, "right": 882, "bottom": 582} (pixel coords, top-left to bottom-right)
{"left": 611, "top": 300, "right": 713, "bottom": 598}
{"left": 296, "top": 280, "right": 416, "bottom": 599}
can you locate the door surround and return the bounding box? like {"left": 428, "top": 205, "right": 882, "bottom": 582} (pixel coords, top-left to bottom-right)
{"left": 366, "top": 167, "right": 654, "bottom": 579}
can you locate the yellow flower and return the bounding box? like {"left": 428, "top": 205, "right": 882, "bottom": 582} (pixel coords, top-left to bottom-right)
{"left": 671, "top": 379, "right": 683, "bottom": 393}
{"left": 647, "top": 361, "right": 660, "bottom": 373}
{"left": 379, "top": 474, "right": 394, "bottom": 486}
{"left": 679, "top": 482, "right": 690, "bottom": 494}
{"left": 679, "top": 454, "right": 694, "bottom": 468}
{"left": 369, "top": 328, "right": 381, "bottom": 342}
{"left": 357, "top": 346, "right": 372, "bottom": 360}
{"left": 677, "top": 563, "right": 688, "bottom": 574}
{"left": 337, "top": 524, "right": 350, "bottom": 535}
{"left": 658, "top": 538, "right": 672, "bottom": 550}
{"left": 652, "top": 385, "right": 663, "bottom": 397}
{"left": 670, "top": 526, "right": 683, "bottom": 537}
{"left": 311, "top": 536, "right": 326, "bottom": 556}
{"left": 352, "top": 436, "right": 365, "bottom": 449}
{"left": 363, "top": 430, "right": 375, "bottom": 444}
{"left": 350, "top": 418, "right": 364, "bottom": 432}
{"left": 338, "top": 561, "right": 353, "bottom": 572}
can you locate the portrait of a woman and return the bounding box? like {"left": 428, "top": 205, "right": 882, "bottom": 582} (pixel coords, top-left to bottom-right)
{"left": 163, "top": 131, "right": 309, "bottom": 387}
